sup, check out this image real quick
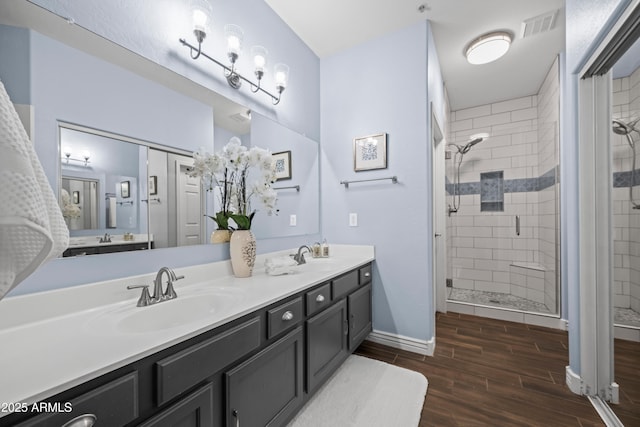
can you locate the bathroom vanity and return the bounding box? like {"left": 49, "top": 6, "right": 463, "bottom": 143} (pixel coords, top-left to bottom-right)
{"left": 0, "top": 245, "right": 374, "bottom": 427}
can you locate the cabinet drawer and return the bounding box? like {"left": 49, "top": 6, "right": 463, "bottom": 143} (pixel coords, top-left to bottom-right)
{"left": 359, "top": 264, "right": 372, "bottom": 285}
{"left": 17, "top": 372, "right": 138, "bottom": 427}
{"left": 138, "top": 383, "right": 214, "bottom": 427}
{"left": 332, "top": 270, "right": 359, "bottom": 299}
{"left": 305, "top": 283, "right": 331, "bottom": 316}
{"left": 268, "top": 297, "right": 303, "bottom": 339}
{"left": 156, "top": 317, "right": 261, "bottom": 405}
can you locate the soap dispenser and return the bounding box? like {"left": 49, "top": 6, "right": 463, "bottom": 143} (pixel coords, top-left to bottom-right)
{"left": 312, "top": 242, "right": 321, "bottom": 258}
{"left": 321, "top": 238, "right": 330, "bottom": 258}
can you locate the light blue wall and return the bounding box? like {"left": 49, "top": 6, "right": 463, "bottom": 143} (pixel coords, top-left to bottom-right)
{"left": 0, "top": 25, "right": 30, "bottom": 104}
{"left": 563, "top": 0, "right": 631, "bottom": 373}
{"left": 320, "top": 21, "right": 434, "bottom": 342}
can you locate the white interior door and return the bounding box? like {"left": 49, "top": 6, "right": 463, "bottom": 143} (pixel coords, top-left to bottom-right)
{"left": 176, "top": 159, "right": 202, "bottom": 246}
{"left": 432, "top": 112, "right": 447, "bottom": 313}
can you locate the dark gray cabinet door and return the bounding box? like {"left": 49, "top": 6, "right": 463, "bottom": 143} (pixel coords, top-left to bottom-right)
{"left": 348, "top": 283, "right": 372, "bottom": 351}
{"left": 306, "top": 299, "right": 348, "bottom": 393}
{"left": 138, "top": 384, "right": 214, "bottom": 427}
{"left": 226, "top": 327, "right": 303, "bottom": 427}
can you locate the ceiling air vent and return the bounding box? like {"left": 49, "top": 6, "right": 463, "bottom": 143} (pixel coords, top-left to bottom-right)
{"left": 521, "top": 9, "right": 559, "bottom": 38}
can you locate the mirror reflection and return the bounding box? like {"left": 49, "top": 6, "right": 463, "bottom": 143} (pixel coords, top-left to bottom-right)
{"left": 59, "top": 124, "right": 206, "bottom": 256}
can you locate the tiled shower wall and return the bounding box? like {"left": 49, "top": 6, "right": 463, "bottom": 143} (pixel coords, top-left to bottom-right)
{"left": 446, "top": 57, "right": 559, "bottom": 313}
{"left": 612, "top": 65, "right": 640, "bottom": 315}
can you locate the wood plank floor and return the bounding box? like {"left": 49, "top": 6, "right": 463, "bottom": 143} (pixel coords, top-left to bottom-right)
{"left": 355, "top": 312, "right": 640, "bottom": 426}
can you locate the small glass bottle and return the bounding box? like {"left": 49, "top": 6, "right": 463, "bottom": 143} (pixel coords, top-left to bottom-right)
{"left": 312, "top": 242, "right": 321, "bottom": 258}
{"left": 321, "top": 238, "right": 329, "bottom": 257}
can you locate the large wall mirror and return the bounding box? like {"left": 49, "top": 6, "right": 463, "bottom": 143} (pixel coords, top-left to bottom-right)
{"left": 0, "top": 3, "right": 320, "bottom": 260}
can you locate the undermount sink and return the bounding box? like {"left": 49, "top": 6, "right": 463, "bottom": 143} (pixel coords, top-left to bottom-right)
{"left": 93, "top": 288, "right": 245, "bottom": 334}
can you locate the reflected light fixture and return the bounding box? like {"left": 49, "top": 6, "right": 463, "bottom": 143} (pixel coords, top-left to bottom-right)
{"left": 465, "top": 31, "right": 512, "bottom": 65}
{"left": 180, "top": 2, "right": 289, "bottom": 105}
{"left": 62, "top": 150, "right": 91, "bottom": 166}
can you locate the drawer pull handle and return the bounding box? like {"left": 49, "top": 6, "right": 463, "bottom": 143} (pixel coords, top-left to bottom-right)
{"left": 282, "top": 311, "right": 294, "bottom": 321}
{"left": 316, "top": 294, "right": 325, "bottom": 303}
{"left": 364, "top": 272, "right": 371, "bottom": 277}
{"left": 62, "top": 414, "right": 97, "bottom": 427}
{"left": 233, "top": 409, "right": 240, "bottom": 427}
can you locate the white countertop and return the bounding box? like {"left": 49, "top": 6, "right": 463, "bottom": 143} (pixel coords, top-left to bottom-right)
{"left": 0, "top": 244, "right": 374, "bottom": 415}
{"left": 67, "top": 233, "right": 152, "bottom": 248}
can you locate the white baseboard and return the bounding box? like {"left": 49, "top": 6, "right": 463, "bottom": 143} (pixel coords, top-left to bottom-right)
{"left": 587, "top": 395, "right": 624, "bottom": 427}
{"left": 565, "top": 365, "right": 584, "bottom": 395}
{"left": 366, "top": 330, "right": 434, "bottom": 356}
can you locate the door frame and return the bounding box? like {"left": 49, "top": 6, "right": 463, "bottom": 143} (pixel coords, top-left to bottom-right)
{"left": 431, "top": 108, "right": 447, "bottom": 313}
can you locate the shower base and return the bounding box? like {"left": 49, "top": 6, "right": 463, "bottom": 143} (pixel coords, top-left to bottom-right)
{"left": 447, "top": 287, "right": 552, "bottom": 314}
{"left": 615, "top": 307, "right": 640, "bottom": 328}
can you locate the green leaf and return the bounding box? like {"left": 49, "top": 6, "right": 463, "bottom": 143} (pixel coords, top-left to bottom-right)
{"left": 206, "top": 211, "right": 230, "bottom": 230}
{"left": 229, "top": 213, "right": 253, "bottom": 230}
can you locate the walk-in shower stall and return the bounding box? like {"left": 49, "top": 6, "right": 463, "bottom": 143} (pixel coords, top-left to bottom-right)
{"left": 612, "top": 67, "right": 640, "bottom": 329}
{"left": 445, "top": 58, "right": 560, "bottom": 316}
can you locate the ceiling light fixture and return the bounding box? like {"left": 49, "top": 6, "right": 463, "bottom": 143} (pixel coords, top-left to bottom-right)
{"left": 179, "top": 2, "right": 289, "bottom": 105}
{"left": 465, "top": 31, "right": 512, "bottom": 65}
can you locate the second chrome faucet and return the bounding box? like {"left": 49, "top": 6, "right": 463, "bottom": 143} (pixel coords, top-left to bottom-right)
{"left": 127, "top": 267, "right": 184, "bottom": 307}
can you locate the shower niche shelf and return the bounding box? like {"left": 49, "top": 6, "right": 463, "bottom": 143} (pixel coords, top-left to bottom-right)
{"left": 480, "top": 171, "right": 504, "bottom": 212}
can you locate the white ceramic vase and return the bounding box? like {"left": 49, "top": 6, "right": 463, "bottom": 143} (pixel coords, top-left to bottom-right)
{"left": 229, "top": 230, "right": 256, "bottom": 278}
{"left": 210, "top": 229, "right": 231, "bottom": 244}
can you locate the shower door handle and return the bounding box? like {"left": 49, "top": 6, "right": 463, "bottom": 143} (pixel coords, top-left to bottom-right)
{"left": 515, "top": 216, "right": 520, "bottom": 236}
{"left": 434, "top": 233, "right": 442, "bottom": 237}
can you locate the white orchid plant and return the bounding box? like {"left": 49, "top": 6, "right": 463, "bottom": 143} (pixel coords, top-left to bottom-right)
{"left": 60, "top": 188, "right": 81, "bottom": 219}
{"left": 189, "top": 137, "right": 278, "bottom": 231}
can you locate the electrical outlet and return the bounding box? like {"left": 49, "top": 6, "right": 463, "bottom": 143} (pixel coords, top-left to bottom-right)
{"left": 289, "top": 214, "right": 297, "bottom": 226}
{"left": 349, "top": 213, "right": 358, "bottom": 227}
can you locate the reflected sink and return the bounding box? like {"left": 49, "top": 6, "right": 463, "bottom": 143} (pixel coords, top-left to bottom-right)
{"left": 93, "top": 288, "right": 245, "bottom": 334}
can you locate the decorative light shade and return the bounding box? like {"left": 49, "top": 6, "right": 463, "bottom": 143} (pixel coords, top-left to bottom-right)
{"left": 465, "top": 31, "right": 512, "bottom": 65}
{"left": 251, "top": 46, "right": 268, "bottom": 74}
{"left": 191, "top": 0, "right": 212, "bottom": 40}
{"left": 274, "top": 63, "right": 289, "bottom": 90}
{"left": 224, "top": 24, "right": 244, "bottom": 62}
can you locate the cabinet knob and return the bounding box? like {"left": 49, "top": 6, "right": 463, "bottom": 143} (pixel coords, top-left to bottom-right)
{"left": 364, "top": 272, "right": 371, "bottom": 277}
{"left": 62, "top": 414, "right": 97, "bottom": 427}
{"left": 282, "top": 311, "right": 294, "bottom": 321}
{"left": 315, "top": 294, "right": 325, "bottom": 303}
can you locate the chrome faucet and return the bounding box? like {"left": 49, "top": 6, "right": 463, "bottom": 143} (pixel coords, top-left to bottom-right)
{"left": 292, "top": 245, "right": 311, "bottom": 265}
{"left": 152, "top": 267, "right": 184, "bottom": 303}
{"left": 99, "top": 233, "right": 112, "bottom": 243}
{"left": 127, "top": 267, "right": 184, "bottom": 307}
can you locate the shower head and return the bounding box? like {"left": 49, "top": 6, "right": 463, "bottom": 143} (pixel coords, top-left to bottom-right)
{"left": 460, "top": 136, "right": 485, "bottom": 154}
{"left": 612, "top": 118, "right": 639, "bottom": 135}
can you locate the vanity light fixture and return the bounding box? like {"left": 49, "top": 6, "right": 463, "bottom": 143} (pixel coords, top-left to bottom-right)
{"left": 62, "top": 151, "right": 91, "bottom": 166}
{"left": 180, "top": 3, "right": 289, "bottom": 105}
{"left": 465, "top": 31, "right": 512, "bottom": 65}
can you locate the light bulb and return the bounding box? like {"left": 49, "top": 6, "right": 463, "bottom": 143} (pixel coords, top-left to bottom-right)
{"left": 252, "top": 46, "right": 268, "bottom": 74}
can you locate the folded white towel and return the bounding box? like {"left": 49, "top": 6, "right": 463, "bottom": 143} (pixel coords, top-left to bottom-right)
{"left": 0, "top": 80, "right": 69, "bottom": 300}
{"left": 265, "top": 256, "right": 299, "bottom": 276}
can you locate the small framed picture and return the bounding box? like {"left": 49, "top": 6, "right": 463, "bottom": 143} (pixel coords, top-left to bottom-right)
{"left": 72, "top": 191, "right": 80, "bottom": 204}
{"left": 353, "top": 133, "right": 387, "bottom": 171}
{"left": 149, "top": 175, "right": 157, "bottom": 195}
{"left": 272, "top": 151, "right": 292, "bottom": 181}
{"left": 121, "top": 180, "right": 130, "bottom": 198}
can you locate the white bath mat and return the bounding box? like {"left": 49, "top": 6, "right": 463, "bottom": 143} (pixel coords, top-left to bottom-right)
{"left": 288, "top": 354, "right": 428, "bottom": 427}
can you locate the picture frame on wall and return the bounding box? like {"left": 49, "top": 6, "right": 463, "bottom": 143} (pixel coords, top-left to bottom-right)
{"left": 149, "top": 175, "right": 157, "bottom": 195}
{"left": 353, "top": 133, "right": 387, "bottom": 171}
{"left": 272, "top": 150, "right": 292, "bottom": 180}
{"left": 121, "top": 180, "right": 130, "bottom": 198}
